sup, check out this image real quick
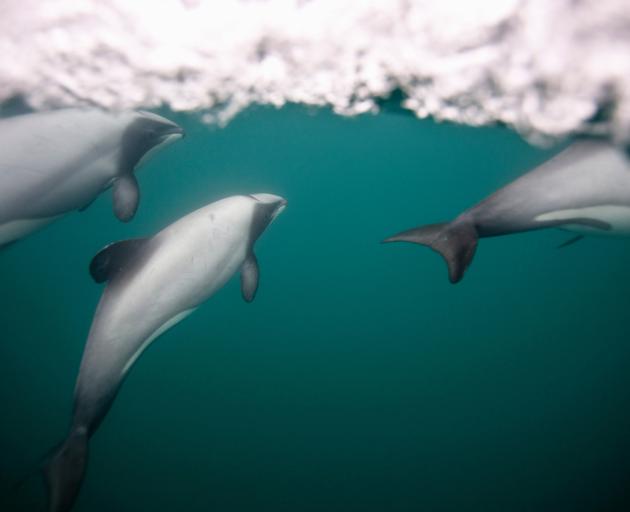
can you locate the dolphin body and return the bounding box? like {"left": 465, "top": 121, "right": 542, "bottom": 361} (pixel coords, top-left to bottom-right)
{"left": 0, "top": 108, "right": 184, "bottom": 247}
{"left": 383, "top": 139, "right": 630, "bottom": 283}
{"left": 44, "top": 193, "right": 287, "bottom": 512}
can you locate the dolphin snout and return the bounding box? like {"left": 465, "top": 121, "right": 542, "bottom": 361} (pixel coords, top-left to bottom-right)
{"left": 165, "top": 124, "right": 185, "bottom": 138}
{"left": 250, "top": 193, "right": 286, "bottom": 204}
{"left": 137, "top": 110, "right": 185, "bottom": 138}
{"left": 275, "top": 199, "right": 287, "bottom": 217}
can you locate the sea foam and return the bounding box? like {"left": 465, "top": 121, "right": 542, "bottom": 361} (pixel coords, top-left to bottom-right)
{"left": 1, "top": 0, "right": 629, "bottom": 144}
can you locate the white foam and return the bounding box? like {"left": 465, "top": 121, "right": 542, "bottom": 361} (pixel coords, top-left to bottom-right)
{"left": 1, "top": 0, "right": 629, "bottom": 144}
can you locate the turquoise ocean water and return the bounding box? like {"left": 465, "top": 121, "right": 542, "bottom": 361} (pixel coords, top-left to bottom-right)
{"left": 1, "top": 105, "right": 630, "bottom": 511}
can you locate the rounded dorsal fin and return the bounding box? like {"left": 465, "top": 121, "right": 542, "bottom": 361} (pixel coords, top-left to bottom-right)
{"left": 89, "top": 238, "right": 149, "bottom": 283}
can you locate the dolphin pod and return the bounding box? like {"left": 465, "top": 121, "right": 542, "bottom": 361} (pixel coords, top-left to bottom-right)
{"left": 0, "top": 106, "right": 628, "bottom": 512}
{"left": 0, "top": 108, "right": 184, "bottom": 248}
{"left": 44, "top": 194, "right": 287, "bottom": 512}
{"left": 383, "top": 139, "right": 630, "bottom": 283}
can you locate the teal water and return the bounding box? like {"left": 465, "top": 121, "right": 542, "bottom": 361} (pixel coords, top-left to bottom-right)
{"left": 1, "top": 105, "right": 630, "bottom": 511}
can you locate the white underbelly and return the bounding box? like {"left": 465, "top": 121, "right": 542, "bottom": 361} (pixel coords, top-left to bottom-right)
{"left": 535, "top": 205, "right": 630, "bottom": 236}
{"left": 0, "top": 215, "right": 61, "bottom": 246}
{"left": 534, "top": 205, "right": 630, "bottom": 236}
{"left": 121, "top": 308, "right": 196, "bottom": 375}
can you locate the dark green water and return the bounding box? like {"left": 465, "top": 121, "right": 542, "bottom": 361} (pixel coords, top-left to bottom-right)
{"left": 1, "top": 105, "right": 630, "bottom": 511}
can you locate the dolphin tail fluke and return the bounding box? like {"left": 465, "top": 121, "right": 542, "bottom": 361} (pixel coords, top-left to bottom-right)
{"left": 382, "top": 220, "right": 478, "bottom": 284}
{"left": 44, "top": 428, "right": 88, "bottom": 512}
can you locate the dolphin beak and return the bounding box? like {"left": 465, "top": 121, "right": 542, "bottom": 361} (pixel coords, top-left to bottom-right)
{"left": 137, "top": 110, "right": 185, "bottom": 138}
{"left": 272, "top": 200, "right": 287, "bottom": 220}
{"left": 164, "top": 124, "right": 185, "bottom": 138}
{"left": 158, "top": 125, "right": 185, "bottom": 146}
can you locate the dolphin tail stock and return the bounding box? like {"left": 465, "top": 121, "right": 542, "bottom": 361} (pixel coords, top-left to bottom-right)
{"left": 43, "top": 427, "right": 89, "bottom": 512}
{"left": 382, "top": 219, "right": 478, "bottom": 284}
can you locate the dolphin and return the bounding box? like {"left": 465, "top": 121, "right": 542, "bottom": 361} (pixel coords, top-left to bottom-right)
{"left": 383, "top": 139, "right": 630, "bottom": 283}
{"left": 0, "top": 108, "right": 184, "bottom": 247}
{"left": 44, "top": 193, "right": 287, "bottom": 512}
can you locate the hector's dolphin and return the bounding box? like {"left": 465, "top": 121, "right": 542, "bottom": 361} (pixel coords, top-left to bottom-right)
{"left": 0, "top": 108, "right": 184, "bottom": 247}
{"left": 383, "top": 139, "right": 630, "bottom": 283}
{"left": 44, "top": 193, "right": 287, "bottom": 512}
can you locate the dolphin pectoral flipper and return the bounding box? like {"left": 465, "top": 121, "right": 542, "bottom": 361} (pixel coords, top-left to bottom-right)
{"left": 557, "top": 234, "right": 585, "bottom": 248}
{"left": 112, "top": 174, "right": 140, "bottom": 222}
{"left": 89, "top": 238, "right": 150, "bottom": 283}
{"left": 240, "top": 251, "right": 259, "bottom": 303}
{"left": 383, "top": 220, "right": 478, "bottom": 284}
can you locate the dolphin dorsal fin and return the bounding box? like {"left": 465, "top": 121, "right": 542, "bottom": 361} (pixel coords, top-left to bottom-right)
{"left": 89, "top": 238, "right": 149, "bottom": 283}
{"left": 240, "top": 251, "right": 259, "bottom": 303}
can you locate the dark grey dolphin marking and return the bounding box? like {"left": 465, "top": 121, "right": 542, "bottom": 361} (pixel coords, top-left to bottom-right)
{"left": 383, "top": 139, "right": 630, "bottom": 283}
{"left": 113, "top": 113, "right": 186, "bottom": 221}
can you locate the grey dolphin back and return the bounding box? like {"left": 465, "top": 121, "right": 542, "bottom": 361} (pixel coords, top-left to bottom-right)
{"left": 383, "top": 220, "right": 478, "bottom": 284}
